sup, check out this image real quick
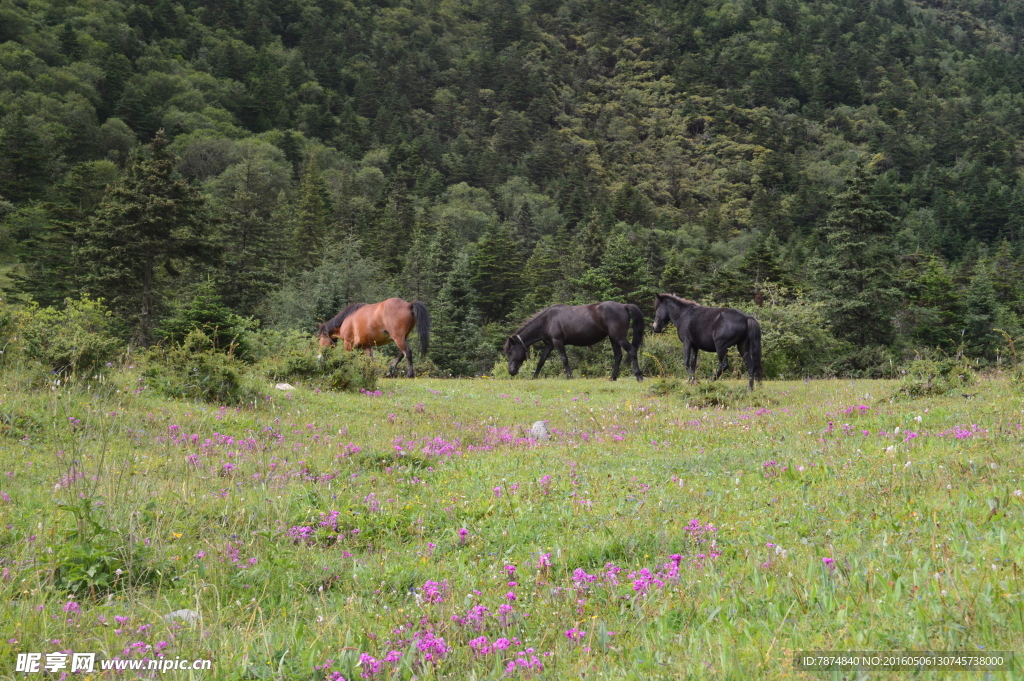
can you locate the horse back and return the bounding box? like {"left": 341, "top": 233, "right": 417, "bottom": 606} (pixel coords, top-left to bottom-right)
{"left": 340, "top": 298, "right": 416, "bottom": 349}
{"left": 679, "top": 306, "right": 749, "bottom": 351}
{"left": 544, "top": 302, "right": 628, "bottom": 346}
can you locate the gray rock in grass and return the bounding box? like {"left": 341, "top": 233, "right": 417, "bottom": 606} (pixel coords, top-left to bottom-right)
{"left": 530, "top": 420, "right": 550, "bottom": 441}
{"left": 163, "top": 609, "right": 201, "bottom": 624}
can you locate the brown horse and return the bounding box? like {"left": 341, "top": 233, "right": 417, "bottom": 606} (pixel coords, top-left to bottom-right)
{"left": 317, "top": 298, "right": 430, "bottom": 377}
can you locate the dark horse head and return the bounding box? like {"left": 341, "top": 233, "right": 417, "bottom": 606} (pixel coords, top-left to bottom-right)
{"left": 502, "top": 335, "right": 529, "bottom": 376}
{"left": 652, "top": 295, "right": 684, "bottom": 334}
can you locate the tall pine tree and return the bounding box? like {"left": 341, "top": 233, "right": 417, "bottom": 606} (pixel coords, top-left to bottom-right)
{"left": 12, "top": 161, "right": 119, "bottom": 306}
{"left": 812, "top": 166, "right": 901, "bottom": 346}
{"left": 469, "top": 223, "right": 524, "bottom": 322}
{"left": 76, "top": 131, "right": 217, "bottom": 343}
{"left": 429, "top": 252, "right": 491, "bottom": 376}
{"left": 737, "top": 229, "right": 793, "bottom": 299}
{"left": 291, "top": 159, "right": 333, "bottom": 270}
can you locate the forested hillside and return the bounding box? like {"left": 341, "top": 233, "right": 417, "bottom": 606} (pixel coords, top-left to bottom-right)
{"left": 2, "top": 0, "right": 1023, "bottom": 376}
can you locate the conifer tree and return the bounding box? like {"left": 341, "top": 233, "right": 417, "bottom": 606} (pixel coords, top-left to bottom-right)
{"left": 291, "top": 160, "right": 333, "bottom": 270}
{"left": 516, "top": 235, "right": 563, "bottom": 316}
{"left": 76, "top": 131, "right": 217, "bottom": 343}
{"left": 558, "top": 212, "right": 605, "bottom": 301}
{"left": 812, "top": 166, "right": 901, "bottom": 346}
{"left": 469, "top": 223, "right": 524, "bottom": 322}
{"left": 659, "top": 251, "right": 687, "bottom": 296}
{"left": 209, "top": 143, "right": 292, "bottom": 315}
{"left": 398, "top": 225, "right": 436, "bottom": 303}
{"left": 903, "top": 255, "right": 963, "bottom": 351}
{"left": 12, "top": 161, "right": 119, "bottom": 306}
{"left": 662, "top": 246, "right": 717, "bottom": 302}
{"left": 429, "top": 253, "right": 490, "bottom": 376}
{"left": 420, "top": 223, "right": 461, "bottom": 301}
{"left": 0, "top": 113, "right": 53, "bottom": 203}
{"left": 963, "top": 266, "right": 1001, "bottom": 359}
{"left": 595, "top": 230, "right": 656, "bottom": 308}
{"left": 158, "top": 279, "right": 255, "bottom": 359}
{"left": 988, "top": 240, "right": 1022, "bottom": 316}
{"left": 737, "top": 229, "right": 793, "bottom": 298}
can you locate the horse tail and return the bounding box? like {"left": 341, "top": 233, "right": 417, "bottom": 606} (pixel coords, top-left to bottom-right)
{"left": 411, "top": 301, "right": 431, "bottom": 355}
{"left": 627, "top": 304, "right": 644, "bottom": 352}
{"left": 747, "top": 316, "right": 763, "bottom": 382}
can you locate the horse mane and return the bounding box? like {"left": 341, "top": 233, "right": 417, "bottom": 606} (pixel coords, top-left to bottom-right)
{"left": 658, "top": 293, "right": 700, "bottom": 306}
{"left": 318, "top": 302, "right": 367, "bottom": 337}
{"left": 504, "top": 305, "right": 565, "bottom": 352}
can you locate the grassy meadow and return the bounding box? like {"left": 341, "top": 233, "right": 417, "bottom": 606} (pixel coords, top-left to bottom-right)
{"left": 0, "top": 370, "right": 1022, "bottom": 679}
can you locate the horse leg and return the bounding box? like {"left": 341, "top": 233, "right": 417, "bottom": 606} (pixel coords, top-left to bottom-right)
{"left": 738, "top": 338, "right": 754, "bottom": 390}
{"left": 619, "top": 338, "right": 643, "bottom": 382}
{"left": 684, "top": 342, "right": 697, "bottom": 383}
{"left": 398, "top": 338, "right": 415, "bottom": 378}
{"left": 713, "top": 345, "right": 729, "bottom": 381}
{"left": 553, "top": 340, "right": 572, "bottom": 378}
{"left": 533, "top": 344, "right": 554, "bottom": 379}
{"left": 609, "top": 339, "right": 623, "bottom": 381}
{"left": 385, "top": 352, "right": 401, "bottom": 378}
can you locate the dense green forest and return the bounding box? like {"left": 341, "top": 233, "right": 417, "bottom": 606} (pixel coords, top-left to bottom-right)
{"left": 2, "top": 0, "right": 1023, "bottom": 376}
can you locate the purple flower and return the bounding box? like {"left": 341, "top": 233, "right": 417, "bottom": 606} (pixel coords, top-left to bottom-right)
{"left": 422, "top": 580, "right": 449, "bottom": 604}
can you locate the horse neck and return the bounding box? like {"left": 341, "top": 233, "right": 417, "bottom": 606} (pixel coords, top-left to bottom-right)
{"left": 663, "top": 297, "right": 696, "bottom": 325}
{"left": 513, "top": 315, "right": 546, "bottom": 346}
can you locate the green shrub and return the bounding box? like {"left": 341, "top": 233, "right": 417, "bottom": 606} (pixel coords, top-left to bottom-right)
{"left": 649, "top": 379, "right": 775, "bottom": 408}
{"left": 892, "top": 356, "right": 978, "bottom": 399}
{"left": 831, "top": 344, "right": 898, "bottom": 379}
{"left": 0, "top": 407, "right": 42, "bottom": 439}
{"left": 52, "top": 498, "right": 171, "bottom": 597}
{"left": 252, "top": 329, "right": 379, "bottom": 392}
{"left": 733, "top": 288, "right": 842, "bottom": 379}
{"left": 13, "top": 295, "right": 121, "bottom": 376}
{"left": 158, "top": 280, "right": 258, "bottom": 362}
{"left": 143, "top": 330, "right": 261, "bottom": 404}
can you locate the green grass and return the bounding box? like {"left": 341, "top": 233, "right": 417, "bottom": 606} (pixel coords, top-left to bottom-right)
{"left": 0, "top": 371, "right": 1022, "bottom": 679}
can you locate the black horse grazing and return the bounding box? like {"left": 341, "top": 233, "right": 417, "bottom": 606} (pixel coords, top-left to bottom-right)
{"left": 503, "top": 302, "right": 645, "bottom": 381}
{"left": 652, "top": 293, "right": 763, "bottom": 390}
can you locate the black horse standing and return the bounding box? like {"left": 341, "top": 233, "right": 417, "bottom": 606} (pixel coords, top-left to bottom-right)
{"left": 652, "top": 293, "right": 763, "bottom": 390}
{"left": 503, "top": 302, "right": 645, "bottom": 381}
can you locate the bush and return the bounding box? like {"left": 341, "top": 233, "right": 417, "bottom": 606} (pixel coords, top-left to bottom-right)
{"left": 157, "top": 280, "right": 258, "bottom": 362}
{"left": 143, "top": 330, "right": 261, "bottom": 404}
{"left": 13, "top": 295, "right": 120, "bottom": 376}
{"left": 0, "top": 406, "right": 42, "bottom": 439}
{"left": 733, "top": 287, "right": 842, "bottom": 379}
{"left": 648, "top": 379, "right": 775, "bottom": 408}
{"left": 52, "top": 497, "right": 170, "bottom": 597}
{"left": 892, "top": 356, "right": 978, "bottom": 399}
{"left": 252, "top": 329, "right": 379, "bottom": 392}
{"left": 831, "top": 344, "right": 898, "bottom": 379}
